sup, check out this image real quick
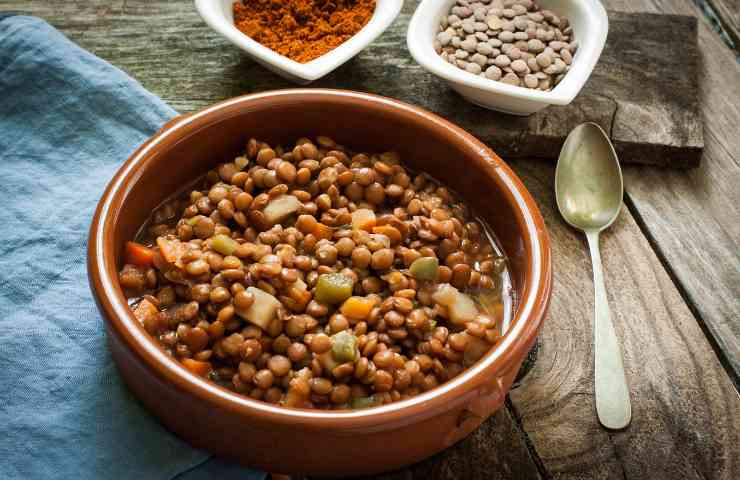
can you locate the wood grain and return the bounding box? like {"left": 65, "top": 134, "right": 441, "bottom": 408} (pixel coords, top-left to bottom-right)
{"left": 507, "top": 5, "right": 740, "bottom": 477}
{"left": 507, "top": 159, "right": 740, "bottom": 480}
{"left": 603, "top": 0, "right": 740, "bottom": 386}
{"left": 2, "top": 1, "right": 739, "bottom": 479}
{"left": 0, "top": 2, "right": 703, "bottom": 167}
{"left": 706, "top": 0, "right": 740, "bottom": 47}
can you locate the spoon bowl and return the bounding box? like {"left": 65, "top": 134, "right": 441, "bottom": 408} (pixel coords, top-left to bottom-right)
{"left": 555, "top": 122, "right": 631, "bottom": 430}
{"left": 555, "top": 122, "right": 623, "bottom": 232}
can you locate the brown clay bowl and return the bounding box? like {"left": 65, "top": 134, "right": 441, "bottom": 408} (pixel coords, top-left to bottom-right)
{"left": 88, "top": 89, "right": 552, "bottom": 477}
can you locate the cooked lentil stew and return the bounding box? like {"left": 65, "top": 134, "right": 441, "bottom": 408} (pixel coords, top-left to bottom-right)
{"left": 118, "top": 136, "right": 513, "bottom": 410}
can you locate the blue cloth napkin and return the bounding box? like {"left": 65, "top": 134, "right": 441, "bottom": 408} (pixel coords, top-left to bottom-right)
{"left": 0, "top": 15, "right": 265, "bottom": 480}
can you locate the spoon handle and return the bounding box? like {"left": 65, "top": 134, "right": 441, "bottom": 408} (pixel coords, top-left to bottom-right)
{"left": 585, "top": 230, "right": 632, "bottom": 429}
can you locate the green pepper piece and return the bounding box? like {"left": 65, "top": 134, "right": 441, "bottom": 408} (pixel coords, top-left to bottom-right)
{"left": 409, "top": 257, "right": 439, "bottom": 281}
{"left": 350, "top": 395, "right": 378, "bottom": 409}
{"left": 211, "top": 234, "right": 238, "bottom": 256}
{"left": 315, "top": 273, "right": 354, "bottom": 304}
{"left": 331, "top": 330, "right": 358, "bottom": 363}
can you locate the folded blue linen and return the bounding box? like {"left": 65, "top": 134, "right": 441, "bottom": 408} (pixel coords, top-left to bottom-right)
{"left": 0, "top": 14, "right": 264, "bottom": 480}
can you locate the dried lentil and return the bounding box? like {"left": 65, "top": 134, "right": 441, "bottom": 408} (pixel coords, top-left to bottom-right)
{"left": 435, "top": 0, "right": 577, "bottom": 90}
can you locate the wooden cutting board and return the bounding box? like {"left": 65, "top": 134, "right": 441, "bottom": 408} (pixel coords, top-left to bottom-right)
{"left": 316, "top": 11, "right": 704, "bottom": 168}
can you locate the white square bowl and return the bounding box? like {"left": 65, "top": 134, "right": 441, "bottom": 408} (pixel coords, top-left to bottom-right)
{"left": 195, "top": 0, "right": 404, "bottom": 85}
{"left": 407, "top": 0, "right": 608, "bottom": 115}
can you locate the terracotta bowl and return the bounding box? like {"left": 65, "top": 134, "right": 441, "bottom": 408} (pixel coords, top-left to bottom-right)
{"left": 88, "top": 89, "right": 552, "bottom": 477}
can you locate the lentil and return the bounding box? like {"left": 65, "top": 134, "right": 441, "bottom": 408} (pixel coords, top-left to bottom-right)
{"left": 119, "top": 136, "right": 512, "bottom": 410}
{"left": 435, "top": 0, "right": 576, "bottom": 90}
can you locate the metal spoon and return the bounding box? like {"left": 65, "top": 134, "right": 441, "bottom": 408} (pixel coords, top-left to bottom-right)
{"left": 555, "top": 122, "right": 632, "bottom": 430}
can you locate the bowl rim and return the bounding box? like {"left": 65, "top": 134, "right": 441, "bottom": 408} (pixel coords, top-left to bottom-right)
{"left": 194, "top": 0, "right": 404, "bottom": 82}
{"left": 88, "top": 89, "right": 552, "bottom": 430}
{"left": 407, "top": 0, "right": 609, "bottom": 105}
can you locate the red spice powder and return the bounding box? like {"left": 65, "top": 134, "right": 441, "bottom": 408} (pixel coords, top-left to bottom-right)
{"left": 233, "top": 0, "right": 376, "bottom": 63}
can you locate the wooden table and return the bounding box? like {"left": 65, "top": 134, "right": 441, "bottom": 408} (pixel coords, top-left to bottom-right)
{"left": 4, "top": 0, "right": 738, "bottom": 478}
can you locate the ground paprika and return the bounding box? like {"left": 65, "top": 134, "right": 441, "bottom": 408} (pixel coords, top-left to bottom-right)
{"left": 233, "top": 0, "right": 376, "bottom": 63}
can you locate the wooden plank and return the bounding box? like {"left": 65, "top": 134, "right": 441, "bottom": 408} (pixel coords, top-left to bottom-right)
{"left": 510, "top": 2, "right": 740, "bottom": 477}
{"left": 592, "top": 12, "right": 702, "bottom": 168}
{"left": 505, "top": 4, "right": 740, "bottom": 478}
{"left": 3, "top": 2, "right": 739, "bottom": 479}
{"left": 602, "top": 0, "right": 740, "bottom": 385}
{"left": 2, "top": 3, "right": 703, "bottom": 167}
{"left": 507, "top": 159, "right": 740, "bottom": 480}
